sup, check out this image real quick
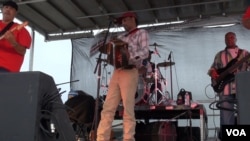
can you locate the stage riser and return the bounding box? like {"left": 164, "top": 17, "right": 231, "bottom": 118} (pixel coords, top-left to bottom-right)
{"left": 135, "top": 122, "right": 200, "bottom": 141}
{"left": 177, "top": 127, "right": 200, "bottom": 141}
{"left": 135, "top": 121, "right": 177, "bottom": 141}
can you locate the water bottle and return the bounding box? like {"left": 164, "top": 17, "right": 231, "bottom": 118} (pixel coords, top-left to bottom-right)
{"left": 184, "top": 92, "right": 190, "bottom": 106}
{"left": 176, "top": 95, "right": 183, "bottom": 105}
{"left": 68, "top": 89, "right": 78, "bottom": 99}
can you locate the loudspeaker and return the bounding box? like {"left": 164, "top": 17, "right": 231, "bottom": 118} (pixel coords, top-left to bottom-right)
{"left": 236, "top": 71, "right": 250, "bottom": 125}
{"left": 0, "top": 71, "right": 75, "bottom": 141}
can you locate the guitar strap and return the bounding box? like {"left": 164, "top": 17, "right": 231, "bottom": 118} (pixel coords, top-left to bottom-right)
{"left": 236, "top": 49, "right": 243, "bottom": 59}
{"left": 224, "top": 48, "right": 242, "bottom": 94}
{"left": 0, "top": 21, "right": 14, "bottom": 36}
{"left": 225, "top": 48, "right": 242, "bottom": 62}
{"left": 232, "top": 49, "right": 243, "bottom": 94}
{"left": 124, "top": 28, "right": 139, "bottom": 37}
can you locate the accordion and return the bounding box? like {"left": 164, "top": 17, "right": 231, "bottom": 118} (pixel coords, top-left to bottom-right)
{"left": 99, "top": 39, "right": 129, "bottom": 68}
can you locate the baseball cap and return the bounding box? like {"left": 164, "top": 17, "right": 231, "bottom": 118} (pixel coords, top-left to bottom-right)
{"left": 116, "top": 11, "right": 137, "bottom": 24}
{"left": 3, "top": 1, "right": 18, "bottom": 11}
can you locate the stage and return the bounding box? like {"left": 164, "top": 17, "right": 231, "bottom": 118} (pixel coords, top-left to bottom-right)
{"left": 115, "top": 104, "right": 208, "bottom": 141}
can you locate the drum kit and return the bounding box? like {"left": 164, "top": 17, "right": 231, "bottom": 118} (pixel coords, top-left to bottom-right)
{"left": 98, "top": 41, "right": 175, "bottom": 106}
{"left": 136, "top": 42, "right": 175, "bottom": 106}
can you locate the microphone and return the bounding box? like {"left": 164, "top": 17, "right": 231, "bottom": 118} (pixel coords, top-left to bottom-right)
{"left": 168, "top": 51, "right": 172, "bottom": 60}
{"left": 111, "top": 18, "right": 119, "bottom": 24}
{"left": 154, "top": 47, "right": 161, "bottom": 58}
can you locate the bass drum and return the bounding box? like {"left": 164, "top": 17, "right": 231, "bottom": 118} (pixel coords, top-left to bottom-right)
{"left": 135, "top": 76, "right": 148, "bottom": 105}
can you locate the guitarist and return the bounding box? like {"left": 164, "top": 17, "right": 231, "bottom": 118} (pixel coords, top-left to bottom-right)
{"left": 207, "top": 32, "right": 250, "bottom": 139}
{"left": 0, "top": 1, "right": 31, "bottom": 73}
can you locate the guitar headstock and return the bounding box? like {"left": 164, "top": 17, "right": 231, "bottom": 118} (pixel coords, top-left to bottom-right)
{"left": 16, "top": 21, "right": 28, "bottom": 30}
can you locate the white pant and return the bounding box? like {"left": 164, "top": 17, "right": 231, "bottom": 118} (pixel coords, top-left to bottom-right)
{"left": 97, "top": 68, "right": 138, "bottom": 141}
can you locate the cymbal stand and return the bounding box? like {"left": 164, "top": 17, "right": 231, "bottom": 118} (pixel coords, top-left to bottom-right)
{"left": 168, "top": 51, "right": 173, "bottom": 100}
{"left": 100, "top": 64, "right": 109, "bottom": 97}
{"left": 148, "top": 61, "right": 167, "bottom": 105}
{"left": 56, "top": 80, "right": 79, "bottom": 86}
{"left": 155, "top": 66, "right": 169, "bottom": 105}
{"left": 153, "top": 65, "right": 159, "bottom": 105}
{"left": 158, "top": 66, "right": 169, "bottom": 99}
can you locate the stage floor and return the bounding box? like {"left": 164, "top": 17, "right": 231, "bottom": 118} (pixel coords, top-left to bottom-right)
{"left": 111, "top": 127, "right": 220, "bottom": 141}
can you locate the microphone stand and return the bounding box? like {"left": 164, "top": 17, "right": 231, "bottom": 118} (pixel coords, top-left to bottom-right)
{"left": 92, "top": 19, "right": 113, "bottom": 141}
{"left": 56, "top": 80, "right": 79, "bottom": 86}
{"left": 154, "top": 46, "right": 161, "bottom": 58}
{"left": 169, "top": 51, "right": 173, "bottom": 100}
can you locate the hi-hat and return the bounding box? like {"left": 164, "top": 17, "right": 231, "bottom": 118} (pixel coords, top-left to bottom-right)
{"left": 157, "top": 61, "right": 175, "bottom": 67}
{"left": 149, "top": 42, "right": 163, "bottom": 47}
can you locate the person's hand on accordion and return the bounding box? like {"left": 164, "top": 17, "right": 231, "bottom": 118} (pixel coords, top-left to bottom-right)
{"left": 117, "top": 53, "right": 122, "bottom": 64}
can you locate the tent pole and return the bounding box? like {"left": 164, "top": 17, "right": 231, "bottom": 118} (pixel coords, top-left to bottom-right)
{"left": 29, "top": 28, "right": 35, "bottom": 71}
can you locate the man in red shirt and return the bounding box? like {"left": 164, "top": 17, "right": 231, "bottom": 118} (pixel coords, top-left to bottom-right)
{"left": 242, "top": 0, "right": 250, "bottom": 30}
{"left": 0, "top": 1, "right": 32, "bottom": 72}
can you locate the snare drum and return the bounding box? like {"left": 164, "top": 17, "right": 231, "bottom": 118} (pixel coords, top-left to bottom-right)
{"left": 144, "top": 72, "right": 155, "bottom": 83}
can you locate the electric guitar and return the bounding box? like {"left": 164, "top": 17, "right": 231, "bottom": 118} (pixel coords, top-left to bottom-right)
{"left": 0, "top": 21, "right": 28, "bottom": 40}
{"left": 211, "top": 54, "right": 250, "bottom": 93}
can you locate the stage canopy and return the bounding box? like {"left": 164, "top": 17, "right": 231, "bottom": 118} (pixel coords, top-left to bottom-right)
{"left": 7, "top": 0, "right": 248, "bottom": 41}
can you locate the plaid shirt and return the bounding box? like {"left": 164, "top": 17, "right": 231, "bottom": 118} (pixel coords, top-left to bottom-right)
{"left": 118, "top": 28, "right": 149, "bottom": 68}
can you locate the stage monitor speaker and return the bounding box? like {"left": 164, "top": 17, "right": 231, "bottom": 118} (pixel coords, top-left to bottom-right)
{"left": 0, "top": 71, "right": 76, "bottom": 141}
{"left": 236, "top": 71, "right": 250, "bottom": 125}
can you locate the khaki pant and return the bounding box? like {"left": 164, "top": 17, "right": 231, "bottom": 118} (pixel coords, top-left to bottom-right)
{"left": 97, "top": 68, "right": 138, "bottom": 141}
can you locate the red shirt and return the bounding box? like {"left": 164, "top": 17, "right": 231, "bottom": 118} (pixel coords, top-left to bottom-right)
{"left": 0, "top": 21, "right": 32, "bottom": 72}
{"left": 243, "top": 6, "right": 250, "bottom": 20}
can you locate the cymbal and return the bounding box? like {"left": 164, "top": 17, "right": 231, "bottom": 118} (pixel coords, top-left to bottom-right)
{"left": 149, "top": 42, "right": 163, "bottom": 47}
{"left": 157, "top": 61, "right": 175, "bottom": 67}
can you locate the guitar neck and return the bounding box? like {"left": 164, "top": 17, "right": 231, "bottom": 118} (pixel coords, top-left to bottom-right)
{"left": 10, "top": 26, "right": 19, "bottom": 32}
{"left": 218, "top": 54, "right": 250, "bottom": 81}
{"left": 0, "top": 21, "right": 28, "bottom": 40}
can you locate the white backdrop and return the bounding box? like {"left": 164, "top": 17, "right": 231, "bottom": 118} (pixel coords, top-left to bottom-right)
{"left": 70, "top": 24, "right": 250, "bottom": 102}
